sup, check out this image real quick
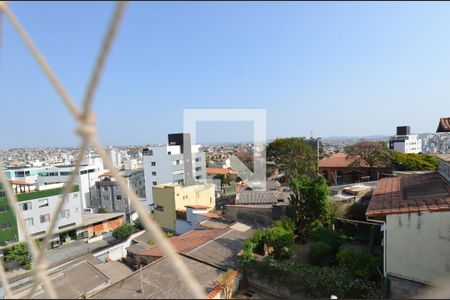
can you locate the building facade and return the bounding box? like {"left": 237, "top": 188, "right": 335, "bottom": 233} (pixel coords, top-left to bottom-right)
{"left": 94, "top": 169, "right": 146, "bottom": 222}
{"left": 0, "top": 184, "right": 83, "bottom": 247}
{"left": 37, "top": 162, "right": 105, "bottom": 210}
{"left": 143, "top": 133, "right": 207, "bottom": 209}
{"left": 389, "top": 126, "right": 422, "bottom": 154}
{"left": 152, "top": 183, "right": 215, "bottom": 232}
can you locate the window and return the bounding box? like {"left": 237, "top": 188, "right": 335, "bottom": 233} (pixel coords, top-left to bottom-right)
{"left": 0, "top": 223, "right": 11, "bottom": 230}
{"left": 168, "top": 151, "right": 171, "bottom": 155}
{"left": 25, "top": 218, "right": 34, "bottom": 227}
{"left": 61, "top": 209, "right": 70, "bottom": 218}
{"left": 80, "top": 170, "right": 88, "bottom": 175}
{"left": 38, "top": 199, "right": 49, "bottom": 208}
{"left": 103, "top": 187, "right": 108, "bottom": 192}
{"left": 60, "top": 171, "right": 72, "bottom": 176}
{"left": 73, "top": 193, "right": 79, "bottom": 199}
{"left": 151, "top": 162, "right": 156, "bottom": 166}
{"left": 40, "top": 214, "right": 50, "bottom": 223}
{"left": 152, "top": 181, "right": 157, "bottom": 186}
{"left": 152, "top": 171, "right": 157, "bottom": 176}
{"left": 155, "top": 205, "right": 164, "bottom": 212}
{"left": 196, "top": 175, "right": 201, "bottom": 180}
{"left": 195, "top": 158, "right": 201, "bottom": 162}
{"left": 116, "top": 195, "right": 122, "bottom": 200}
{"left": 102, "top": 195, "right": 109, "bottom": 201}
{"left": 195, "top": 167, "right": 201, "bottom": 171}
{"left": 20, "top": 202, "right": 32, "bottom": 211}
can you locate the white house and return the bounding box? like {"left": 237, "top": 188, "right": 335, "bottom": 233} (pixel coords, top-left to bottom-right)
{"left": 142, "top": 133, "right": 206, "bottom": 209}
{"left": 366, "top": 154, "right": 450, "bottom": 298}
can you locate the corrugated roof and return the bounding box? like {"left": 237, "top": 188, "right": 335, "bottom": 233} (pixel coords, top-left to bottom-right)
{"left": 235, "top": 191, "right": 288, "bottom": 205}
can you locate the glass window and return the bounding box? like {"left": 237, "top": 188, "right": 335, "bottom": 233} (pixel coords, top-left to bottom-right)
{"left": 40, "top": 214, "right": 50, "bottom": 223}
{"left": 25, "top": 218, "right": 34, "bottom": 227}
{"left": 152, "top": 172, "right": 156, "bottom": 176}
{"left": 38, "top": 199, "right": 49, "bottom": 208}
{"left": 151, "top": 162, "right": 156, "bottom": 166}
{"left": 152, "top": 181, "right": 157, "bottom": 186}
{"left": 116, "top": 195, "right": 122, "bottom": 200}
{"left": 61, "top": 210, "right": 70, "bottom": 218}
{"left": 102, "top": 195, "right": 109, "bottom": 201}
{"left": 20, "top": 202, "right": 32, "bottom": 211}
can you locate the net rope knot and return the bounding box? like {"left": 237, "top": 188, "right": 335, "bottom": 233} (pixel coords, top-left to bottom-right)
{"left": 76, "top": 111, "right": 97, "bottom": 140}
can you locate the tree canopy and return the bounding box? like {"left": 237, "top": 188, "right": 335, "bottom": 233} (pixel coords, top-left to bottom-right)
{"left": 390, "top": 152, "right": 438, "bottom": 171}
{"left": 287, "top": 175, "right": 331, "bottom": 238}
{"left": 267, "top": 137, "right": 317, "bottom": 180}
{"left": 344, "top": 141, "right": 390, "bottom": 175}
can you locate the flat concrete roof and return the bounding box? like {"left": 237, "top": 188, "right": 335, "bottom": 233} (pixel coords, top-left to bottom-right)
{"left": 91, "top": 256, "right": 222, "bottom": 299}
{"left": 83, "top": 213, "right": 125, "bottom": 226}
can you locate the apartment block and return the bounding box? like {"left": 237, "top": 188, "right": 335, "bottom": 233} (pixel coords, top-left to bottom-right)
{"left": 143, "top": 133, "right": 207, "bottom": 209}
{"left": 0, "top": 183, "right": 83, "bottom": 247}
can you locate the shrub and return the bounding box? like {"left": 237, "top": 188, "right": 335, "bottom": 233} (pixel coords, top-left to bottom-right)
{"left": 264, "top": 226, "right": 295, "bottom": 259}
{"left": 112, "top": 224, "right": 134, "bottom": 240}
{"left": 309, "top": 241, "right": 334, "bottom": 266}
{"left": 337, "top": 248, "right": 382, "bottom": 281}
{"left": 246, "top": 258, "right": 381, "bottom": 298}
{"left": 309, "top": 226, "right": 341, "bottom": 251}
{"left": 273, "top": 218, "right": 296, "bottom": 234}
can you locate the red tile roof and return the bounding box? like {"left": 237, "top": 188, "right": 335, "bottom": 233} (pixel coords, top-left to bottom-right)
{"left": 100, "top": 172, "right": 112, "bottom": 177}
{"left": 436, "top": 117, "right": 450, "bottom": 133}
{"left": 194, "top": 212, "right": 222, "bottom": 219}
{"left": 206, "top": 168, "right": 234, "bottom": 175}
{"left": 185, "top": 205, "right": 210, "bottom": 209}
{"left": 319, "top": 152, "right": 370, "bottom": 168}
{"left": 366, "top": 172, "right": 450, "bottom": 218}
{"left": 138, "top": 228, "right": 229, "bottom": 257}
{"left": 9, "top": 180, "right": 34, "bottom": 186}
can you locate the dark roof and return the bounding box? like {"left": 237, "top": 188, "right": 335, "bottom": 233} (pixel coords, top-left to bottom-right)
{"left": 137, "top": 228, "right": 229, "bottom": 257}
{"left": 235, "top": 191, "right": 288, "bottom": 205}
{"left": 91, "top": 256, "right": 222, "bottom": 299}
{"left": 126, "top": 241, "right": 151, "bottom": 255}
{"left": 184, "top": 226, "right": 253, "bottom": 270}
{"left": 436, "top": 117, "right": 450, "bottom": 133}
{"left": 366, "top": 172, "right": 450, "bottom": 218}
{"left": 197, "top": 219, "right": 232, "bottom": 229}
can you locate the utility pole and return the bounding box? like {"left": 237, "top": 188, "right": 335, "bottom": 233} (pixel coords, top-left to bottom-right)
{"left": 317, "top": 137, "right": 321, "bottom": 175}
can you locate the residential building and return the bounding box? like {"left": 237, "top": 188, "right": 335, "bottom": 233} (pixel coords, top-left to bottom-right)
{"left": 106, "top": 146, "right": 122, "bottom": 169}
{"left": 36, "top": 161, "right": 105, "bottom": 210}
{"left": 95, "top": 223, "right": 252, "bottom": 299}
{"left": 80, "top": 213, "right": 125, "bottom": 239}
{"left": 3, "top": 166, "right": 47, "bottom": 185}
{"left": 94, "top": 169, "right": 146, "bottom": 222}
{"left": 389, "top": 126, "right": 422, "bottom": 154}
{"left": 142, "top": 133, "right": 207, "bottom": 209}
{"left": 175, "top": 205, "right": 223, "bottom": 235}
{"left": 319, "top": 152, "right": 388, "bottom": 185}
{"left": 0, "top": 183, "right": 83, "bottom": 247}
{"left": 224, "top": 191, "right": 290, "bottom": 226}
{"left": 366, "top": 154, "right": 450, "bottom": 298}
{"left": 152, "top": 183, "right": 215, "bottom": 232}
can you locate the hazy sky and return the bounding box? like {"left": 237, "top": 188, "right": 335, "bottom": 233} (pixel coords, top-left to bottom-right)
{"left": 1, "top": 1, "right": 449, "bottom": 148}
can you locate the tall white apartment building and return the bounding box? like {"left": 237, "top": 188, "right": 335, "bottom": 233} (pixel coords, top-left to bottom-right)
{"left": 143, "top": 133, "right": 206, "bottom": 209}
{"left": 389, "top": 126, "right": 422, "bottom": 154}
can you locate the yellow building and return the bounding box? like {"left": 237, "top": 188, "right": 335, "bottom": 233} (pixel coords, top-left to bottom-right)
{"left": 152, "top": 183, "right": 215, "bottom": 231}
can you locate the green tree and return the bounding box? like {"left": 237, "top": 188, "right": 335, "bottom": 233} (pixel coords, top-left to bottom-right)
{"left": 288, "top": 175, "right": 331, "bottom": 238}
{"left": 112, "top": 224, "right": 134, "bottom": 240}
{"left": 344, "top": 141, "right": 391, "bottom": 178}
{"left": 390, "top": 152, "right": 438, "bottom": 171}
{"left": 267, "top": 137, "right": 317, "bottom": 181}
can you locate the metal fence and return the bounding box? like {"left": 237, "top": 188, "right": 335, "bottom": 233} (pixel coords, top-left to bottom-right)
{"left": 0, "top": 2, "right": 205, "bottom": 298}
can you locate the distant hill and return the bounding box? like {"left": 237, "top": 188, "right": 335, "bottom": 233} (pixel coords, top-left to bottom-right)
{"left": 322, "top": 135, "right": 390, "bottom": 142}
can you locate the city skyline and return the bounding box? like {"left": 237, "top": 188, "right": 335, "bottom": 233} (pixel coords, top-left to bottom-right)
{"left": 1, "top": 2, "right": 450, "bottom": 148}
